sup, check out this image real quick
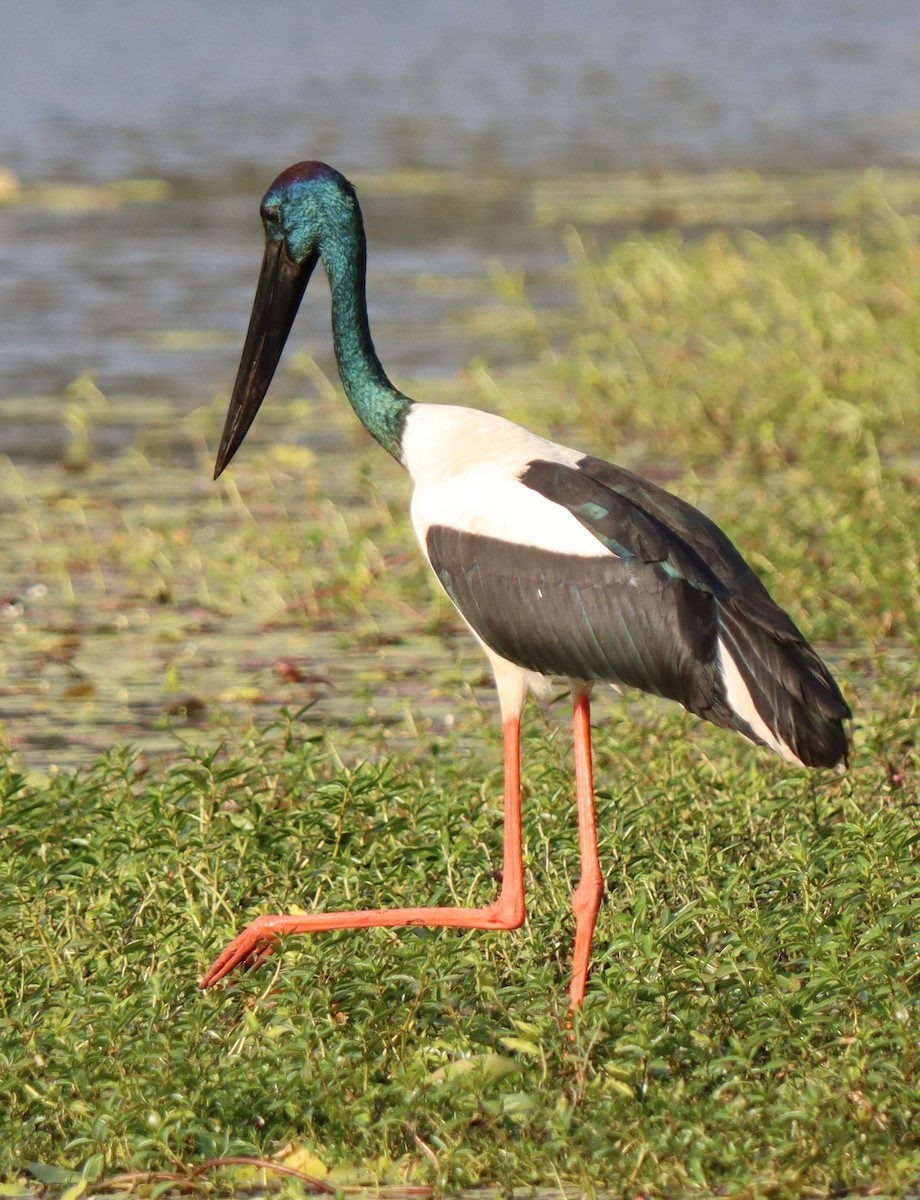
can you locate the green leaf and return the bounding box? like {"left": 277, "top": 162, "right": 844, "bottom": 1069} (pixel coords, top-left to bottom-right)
{"left": 499, "top": 1035, "right": 542, "bottom": 1057}
{"left": 23, "top": 1166, "right": 81, "bottom": 1187}
{"left": 501, "top": 1091, "right": 538, "bottom": 1117}
{"left": 429, "top": 1052, "right": 522, "bottom": 1085}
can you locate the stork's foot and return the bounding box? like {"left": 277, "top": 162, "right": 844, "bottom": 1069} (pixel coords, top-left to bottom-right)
{"left": 200, "top": 915, "right": 283, "bottom": 988}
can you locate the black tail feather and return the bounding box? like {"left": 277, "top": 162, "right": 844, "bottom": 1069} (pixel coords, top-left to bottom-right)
{"left": 718, "top": 595, "right": 850, "bottom": 769}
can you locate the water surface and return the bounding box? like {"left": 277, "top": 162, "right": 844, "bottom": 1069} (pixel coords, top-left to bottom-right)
{"left": 1, "top": 0, "right": 918, "bottom": 413}
{"left": 1, "top": 1, "right": 915, "bottom": 770}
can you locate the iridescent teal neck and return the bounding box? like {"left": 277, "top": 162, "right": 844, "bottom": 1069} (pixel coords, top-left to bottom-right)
{"left": 320, "top": 207, "right": 411, "bottom": 464}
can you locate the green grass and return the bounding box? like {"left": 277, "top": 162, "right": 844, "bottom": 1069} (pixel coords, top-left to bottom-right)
{"left": 1, "top": 174, "right": 919, "bottom": 1196}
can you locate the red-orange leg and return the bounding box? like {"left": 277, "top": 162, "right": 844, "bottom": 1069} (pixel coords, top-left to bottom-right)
{"left": 568, "top": 685, "right": 602, "bottom": 1007}
{"left": 200, "top": 715, "right": 526, "bottom": 988}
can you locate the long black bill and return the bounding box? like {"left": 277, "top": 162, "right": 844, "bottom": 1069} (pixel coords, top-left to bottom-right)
{"left": 213, "top": 238, "right": 319, "bottom": 478}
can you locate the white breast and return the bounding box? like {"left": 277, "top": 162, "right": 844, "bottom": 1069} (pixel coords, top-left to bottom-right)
{"left": 401, "top": 404, "right": 610, "bottom": 558}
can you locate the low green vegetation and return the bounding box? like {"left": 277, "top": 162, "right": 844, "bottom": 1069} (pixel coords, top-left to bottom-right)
{"left": 1, "top": 174, "right": 918, "bottom": 1196}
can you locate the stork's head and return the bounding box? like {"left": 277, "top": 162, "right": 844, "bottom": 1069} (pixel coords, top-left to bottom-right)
{"left": 213, "top": 161, "right": 359, "bottom": 477}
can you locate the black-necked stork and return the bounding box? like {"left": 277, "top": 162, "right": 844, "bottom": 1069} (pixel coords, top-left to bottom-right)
{"left": 201, "top": 162, "right": 850, "bottom": 1007}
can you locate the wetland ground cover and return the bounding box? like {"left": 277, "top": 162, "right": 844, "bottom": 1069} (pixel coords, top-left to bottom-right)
{"left": 1, "top": 173, "right": 919, "bottom": 1196}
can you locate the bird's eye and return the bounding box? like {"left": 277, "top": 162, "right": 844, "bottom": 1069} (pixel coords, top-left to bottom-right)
{"left": 261, "top": 204, "right": 281, "bottom": 227}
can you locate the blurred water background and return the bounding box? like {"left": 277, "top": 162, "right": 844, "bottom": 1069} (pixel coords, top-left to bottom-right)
{"left": 1, "top": 0, "right": 918, "bottom": 439}
{"left": 1, "top": 1, "right": 918, "bottom": 770}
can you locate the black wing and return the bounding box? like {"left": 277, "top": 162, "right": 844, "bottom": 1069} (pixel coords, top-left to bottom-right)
{"left": 518, "top": 457, "right": 850, "bottom": 767}
{"left": 425, "top": 522, "right": 737, "bottom": 734}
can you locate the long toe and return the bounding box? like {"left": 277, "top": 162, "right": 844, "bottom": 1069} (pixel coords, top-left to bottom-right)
{"left": 200, "top": 922, "right": 280, "bottom": 988}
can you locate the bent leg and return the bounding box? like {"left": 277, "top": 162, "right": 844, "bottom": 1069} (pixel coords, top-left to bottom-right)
{"left": 201, "top": 714, "right": 526, "bottom": 987}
